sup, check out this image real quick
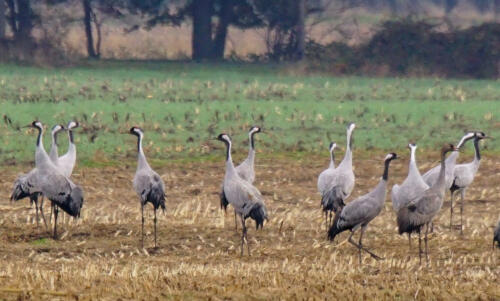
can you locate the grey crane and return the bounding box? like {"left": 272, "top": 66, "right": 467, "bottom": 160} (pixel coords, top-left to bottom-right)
{"left": 494, "top": 220, "right": 500, "bottom": 249}
{"left": 317, "top": 142, "right": 337, "bottom": 230}
{"left": 10, "top": 124, "right": 64, "bottom": 228}
{"left": 57, "top": 121, "right": 79, "bottom": 178}
{"left": 421, "top": 132, "right": 475, "bottom": 232}
{"left": 129, "top": 127, "right": 166, "bottom": 249}
{"left": 321, "top": 123, "right": 356, "bottom": 225}
{"left": 391, "top": 143, "right": 429, "bottom": 249}
{"left": 27, "top": 121, "right": 84, "bottom": 239}
{"left": 397, "top": 144, "right": 456, "bottom": 263}
{"left": 217, "top": 133, "right": 268, "bottom": 256}
{"left": 220, "top": 126, "right": 262, "bottom": 229}
{"left": 391, "top": 143, "right": 429, "bottom": 212}
{"left": 328, "top": 153, "right": 398, "bottom": 264}
{"left": 450, "top": 131, "right": 490, "bottom": 234}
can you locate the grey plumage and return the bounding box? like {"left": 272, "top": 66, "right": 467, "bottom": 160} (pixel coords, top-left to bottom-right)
{"left": 494, "top": 220, "right": 500, "bottom": 249}
{"left": 10, "top": 169, "right": 45, "bottom": 227}
{"left": 391, "top": 143, "right": 429, "bottom": 212}
{"left": 328, "top": 153, "right": 398, "bottom": 263}
{"left": 27, "top": 121, "right": 84, "bottom": 238}
{"left": 130, "top": 127, "right": 166, "bottom": 249}
{"left": 449, "top": 132, "right": 488, "bottom": 234}
{"left": 321, "top": 123, "right": 356, "bottom": 225}
{"left": 217, "top": 133, "right": 268, "bottom": 256}
{"left": 220, "top": 126, "right": 261, "bottom": 230}
{"left": 317, "top": 142, "right": 337, "bottom": 194}
{"left": 397, "top": 144, "right": 456, "bottom": 263}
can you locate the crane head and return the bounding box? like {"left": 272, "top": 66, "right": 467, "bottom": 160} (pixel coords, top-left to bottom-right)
{"left": 329, "top": 142, "right": 337, "bottom": 152}
{"left": 129, "top": 126, "right": 143, "bottom": 137}
{"left": 51, "top": 124, "right": 65, "bottom": 134}
{"left": 67, "top": 121, "right": 79, "bottom": 130}
{"left": 385, "top": 152, "right": 398, "bottom": 162}
{"left": 216, "top": 133, "right": 231, "bottom": 143}
{"left": 249, "top": 126, "right": 261, "bottom": 135}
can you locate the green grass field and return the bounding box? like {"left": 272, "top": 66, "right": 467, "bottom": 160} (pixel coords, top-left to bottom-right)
{"left": 0, "top": 61, "right": 498, "bottom": 165}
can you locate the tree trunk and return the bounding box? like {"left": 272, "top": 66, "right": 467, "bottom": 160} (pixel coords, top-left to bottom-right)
{"left": 0, "top": 0, "right": 6, "bottom": 39}
{"left": 15, "top": 0, "right": 32, "bottom": 43}
{"left": 6, "top": 0, "right": 17, "bottom": 35}
{"left": 293, "top": 0, "right": 305, "bottom": 61}
{"left": 192, "top": 0, "right": 214, "bottom": 61}
{"left": 83, "top": 0, "right": 97, "bottom": 58}
{"left": 213, "top": 0, "right": 232, "bottom": 60}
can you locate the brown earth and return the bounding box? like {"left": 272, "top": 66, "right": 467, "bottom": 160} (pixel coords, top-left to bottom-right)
{"left": 0, "top": 152, "right": 499, "bottom": 300}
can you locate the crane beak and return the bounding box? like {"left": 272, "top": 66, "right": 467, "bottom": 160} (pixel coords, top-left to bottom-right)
{"left": 21, "top": 124, "right": 32, "bottom": 128}
{"left": 483, "top": 136, "right": 493, "bottom": 140}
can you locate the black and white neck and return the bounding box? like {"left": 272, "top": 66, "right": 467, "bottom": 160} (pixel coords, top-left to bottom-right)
{"left": 382, "top": 153, "right": 397, "bottom": 181}
{"left": 340, "top": 123, "right": 355, "bottom": 167}
{"left": 328, "top": 142, "right": 336, "bottom": 169}
{"left": 130, "top": 127, "right": 150, "bottom": 170}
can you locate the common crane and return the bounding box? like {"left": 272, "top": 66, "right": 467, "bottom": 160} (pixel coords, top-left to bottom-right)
{"left": 317, "top": 142, "right": 337, "bottom": 230}
{"left": 27, "top": 121, "right": 84, "bottom": 239}
{"left": 397, "top": 144, "right": 456, "bottom": 263}
{"left": 328, "top": 153, "right": 398, "bottom": 264}
{"left": 129, "top": 127, "right": 166, "bottom": 249}
{"left": 220, "top": 126, "right": 261, "bottom": 230}
{"left": 321, "top": 123, "right": 356, "bottom": 226}
{"left": 392, "top": 143, "right": 429, "bottom": 212}
{"left": 217, "top": 133, "right": 268, "bottom": 256}
{"left": 450, "top": 131, "right": 489, "bottom": 234}
{"left": 10, "top": 124, "right": 64, "bottom": 228}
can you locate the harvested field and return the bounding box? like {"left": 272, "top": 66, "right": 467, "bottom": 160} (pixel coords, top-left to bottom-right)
{"left": 0, "top": 152, "right": 499, "bottom": 300}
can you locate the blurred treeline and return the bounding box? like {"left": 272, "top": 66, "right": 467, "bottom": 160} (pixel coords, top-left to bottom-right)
{"left": 0, "top": 0, "right": 498, "bottom": 77}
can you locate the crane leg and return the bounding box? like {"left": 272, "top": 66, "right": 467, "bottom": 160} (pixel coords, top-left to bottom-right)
{"left": 449, "top": 190, "right": 455, "bottom": 230}
{"left": 460, "top": 189, "right": 465, "bottom": 235}
{"left": 141, "top": 204, "right": 145, "bottom": 249}
{"left": 240, "top": 215, "right": 247, "bottom": 256}
{"left": 234, "top": 210, "right": 238, "bottom": 231}
{"left": 324, "top": 211, "right": 328, "bottom": 232}
{"left": 418, "top": 229, "right": 422, "bottom": 264}
{"left": 33, "top": 196, "right": 39, "bottom": 227}
{"left": 154, "top": 207, "right": 157, "bottom": 249}
{"left": 347, "top": 227, "right": 382, "bottom": 263}
{"left": 39, "top": 196, "right": 49, "bottom": 231}
{"left": 53, "top": 206, "right": 59, "bottom": 240}
{"left": 408, "top": 233, "right": 412, "bottom": 251}
{"left": 424, "top": 223, "right": 429, "bottom": 263}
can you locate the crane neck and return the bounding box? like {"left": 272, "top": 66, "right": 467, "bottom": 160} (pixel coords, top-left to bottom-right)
{"left": 49, "top": 130, "right": 60, "bottom": 163}
{"left": 434, "top": 150, "right": 448, "bottom": 190}
{"left": 382, "top": 158, "right": 392, "bottom": 181}
{"left": 473, "top": 138, "right": 481, "bottom": 161}
{"left": 341, "top": 129, "right": 353, "bottom": 167}
{"left": 136, "top": 134, "right": 150, "bottom": 170}
{"left": 69, "top": 129, "right": 74, "bottom": 144}
{"left": 409, "top": 147, "right": 419, "bottom": 173}
{"left": 247, "top": 132, "right": 256, "bottom": 162}
{"left": 224, "top": 139, "right": 236, "bottom": 174}
{"left": 35, "top": 126, "right": 50, "bottom": 168}
{"left": 329, "top": 149, "right": 335, "bottom": 169}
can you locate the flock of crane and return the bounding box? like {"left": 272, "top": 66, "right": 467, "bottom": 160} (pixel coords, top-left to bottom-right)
{"left": 8, "top": 120, "right": 500, "bottom": 263}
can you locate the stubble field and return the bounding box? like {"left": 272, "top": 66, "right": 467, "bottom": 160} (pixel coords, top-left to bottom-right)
{"left": 0, "top": 151, "right": 499, "bottom": 300}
